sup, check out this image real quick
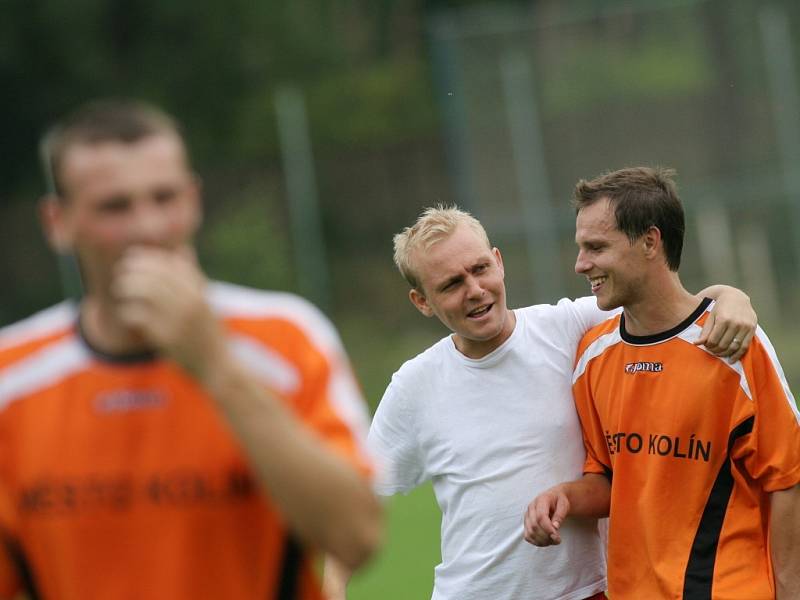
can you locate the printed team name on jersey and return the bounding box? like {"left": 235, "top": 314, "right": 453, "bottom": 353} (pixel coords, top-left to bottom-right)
{"left": 605, "top": 430, "right": 712, "bottom": 462}
{"left": 18, "top": 468, "right": 257, "bottom": 516}
{"left": 624, "top": 361, "right": 663, "bottom": 374}
{"left": 94, "top": 389, "right": 168, "bottom": 413}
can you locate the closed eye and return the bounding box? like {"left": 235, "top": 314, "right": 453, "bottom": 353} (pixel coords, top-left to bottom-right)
{"left": 96, "top": 196, "right": 131, "bottom": 214}
{"left": 153, "top": 186, "right": 179, "bottom": 205}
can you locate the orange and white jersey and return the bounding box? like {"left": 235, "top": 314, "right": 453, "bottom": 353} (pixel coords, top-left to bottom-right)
{"left": 0, "top": 281, "right": 372, "bottom": 600}
{"left": 572, "top": 298, "right": 800, "bottom": 600}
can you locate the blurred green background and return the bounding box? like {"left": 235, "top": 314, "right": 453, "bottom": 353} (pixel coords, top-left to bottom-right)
{"left": 3, "top": 1, "right": 800, "bottom": 598}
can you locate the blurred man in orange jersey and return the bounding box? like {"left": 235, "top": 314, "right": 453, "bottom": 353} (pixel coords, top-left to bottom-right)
{"left": 0, "top": 99, "right": 381, "bottom": 599}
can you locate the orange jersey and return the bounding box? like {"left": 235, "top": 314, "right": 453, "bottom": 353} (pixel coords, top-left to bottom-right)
{"left": 572, "top": 299, "right": 800, "bottom": 600}
{"left": 0, "top": 282, "right": 371, "bottom": 600}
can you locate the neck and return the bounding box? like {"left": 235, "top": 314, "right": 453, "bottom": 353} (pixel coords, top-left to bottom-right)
{"left": 622, "top": 272, "right": 698, "bottom": 336}
{"left": 80, "top": 296, "right": 153, "bottom": 356}
{"left": 454, "top": 308, "right": 517, "bottom": 359}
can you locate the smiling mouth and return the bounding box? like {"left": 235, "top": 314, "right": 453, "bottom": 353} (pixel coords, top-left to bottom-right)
{"left": 467, "top": 304, "right": 493, "bottom": 318}
{"left": 589, "top": 276, "right": 607, "bottom": 292}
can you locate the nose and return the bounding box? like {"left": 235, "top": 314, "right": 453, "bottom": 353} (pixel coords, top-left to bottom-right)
{"left": 464, "top": 275, "right": 484, "bottom": 299}
{"left": 574, "top": 249, "right": 590, "bottom": 275}
{"left": 129, "top": 201, "right": 170, "bottom": 246}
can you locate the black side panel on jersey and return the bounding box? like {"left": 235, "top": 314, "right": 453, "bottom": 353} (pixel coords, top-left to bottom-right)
{"left": 682, "top": 416, "right": 754, "bottom": 600}
{"left": 275, "top": 534, "right": 303, "bottom": 600}
{"left": 3, "top": 536, "right": 41, "bottom": 600}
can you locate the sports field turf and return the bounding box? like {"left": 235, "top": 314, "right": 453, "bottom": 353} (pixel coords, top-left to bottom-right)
{"left": 349, "top": 483, "right": 441, "bottom": 600}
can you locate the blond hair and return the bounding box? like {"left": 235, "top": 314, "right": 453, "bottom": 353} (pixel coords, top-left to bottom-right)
{"left": 393, "top": 205, "right": 491, "bottom": 290}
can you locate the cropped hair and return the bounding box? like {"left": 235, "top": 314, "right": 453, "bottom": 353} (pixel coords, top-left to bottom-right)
{"left": 573, "top": 166, "right": 685, "bottom": 271}
{"left": 393, "top": 205, "right": 491, "bottom": 290}
{"left": 40, "top": 98, "right": 185, "bottom": 197}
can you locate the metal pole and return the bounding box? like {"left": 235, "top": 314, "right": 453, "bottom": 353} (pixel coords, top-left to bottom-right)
{"left": 499, "top": 48, "right": 565, "bottom": 302}
{"left": 275, "top": 85, "right": 331, "bottom": 312}
{"left": 759, "top": 5, "right": 800, "bottom": 278}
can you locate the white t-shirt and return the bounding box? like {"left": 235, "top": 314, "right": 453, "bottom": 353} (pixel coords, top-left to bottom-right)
{"left": 369, "top": 297, "right": 610, "bottom": 600}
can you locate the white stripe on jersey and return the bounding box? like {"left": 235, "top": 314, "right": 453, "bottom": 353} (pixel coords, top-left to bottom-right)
{"left": 755, "top": 327, "right": 800, "bottom": 424}
{"left": 573, "top": 328, "right": 622, "bottom": 384}
{"left": 0, "top": 301, "right": 77, "bottom": 351}
{"left": 0, "top": 336, "right": 91, "bottom": 410}
{"left": 209, "top": 282, "right": 341, "bottom": 350}
{"left": 229, "top": 334, "right": 301, "bottom": 395}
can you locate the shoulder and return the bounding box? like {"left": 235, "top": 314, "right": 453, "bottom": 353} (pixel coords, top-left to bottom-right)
{"left": 518, "top": 296, "right": 603, "bottom": 324}
{"left": 208, "top": 281, "right": 342, "bottom": 352}
{"left": 573, "top": 313, "right": 623, "bottom": 381}
{"left": 390, "top": 335, "right": 451, "bottom": 387}
{"left": 0, "top": 301, "right": 78, "bottom": 366}
{"left": 0, "top": 302, "right": 87, "bottom": 412}
{"left": 0, "top": 301, "right": 77, "bottom": 352}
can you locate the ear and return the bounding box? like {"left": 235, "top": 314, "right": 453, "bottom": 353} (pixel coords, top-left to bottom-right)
{"left": 187, "top": 174, "right": 204, "bottom": 233}
{"left": 492, "top": 246, "right": 505, "bottom": 275}
{"left": 642, "top": 226, "right": 662, "bottom": 259}
{"left": 38, "top": 194, "right": 72, "bottom": 253}
{"left": 409, "top": 287, "right": 434, "bottom": 318}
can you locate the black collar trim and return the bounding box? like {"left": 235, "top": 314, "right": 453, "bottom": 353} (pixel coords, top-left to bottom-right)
{"left": 620, "top": 297, "right": 712, "bottom": 345}
{"left": 77, "top": 314, "right": 159, "bottom": 364}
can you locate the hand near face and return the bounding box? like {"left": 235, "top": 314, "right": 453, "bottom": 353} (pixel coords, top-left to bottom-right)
{"left": 111, "top": 246, "right": 226, "bottom": 376}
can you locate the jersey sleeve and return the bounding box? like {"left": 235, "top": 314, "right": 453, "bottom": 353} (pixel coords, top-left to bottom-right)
{"left": 733, "top": 329, "right": 800, "bottom": 492}
{"left": 367, "top": 378, "right": 426, "bottom": 496}
{"left": 572, "top": 355, "right": 613, "bottom": 478}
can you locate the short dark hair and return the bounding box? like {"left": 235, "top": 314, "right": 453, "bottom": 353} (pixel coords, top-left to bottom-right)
{"left": 40, "top": 99, "right": 185, "bottom": 196}
{"left": 573, "top": 166, "right": 685, "bottom": 271}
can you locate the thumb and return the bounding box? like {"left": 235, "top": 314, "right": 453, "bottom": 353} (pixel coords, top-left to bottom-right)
{"left": 551, "top": 494, "right": 570, "bottom": 529}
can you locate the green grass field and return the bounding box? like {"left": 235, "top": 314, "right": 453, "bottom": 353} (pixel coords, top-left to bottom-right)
{"left": 348, "top": 483, "right": 441, "bottom": 600}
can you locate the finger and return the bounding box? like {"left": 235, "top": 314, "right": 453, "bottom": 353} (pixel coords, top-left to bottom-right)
{"left": 729, "top": 329, "right": 754, "bottom": 363}
{"left": 534, "top": 507, "right": 558, "bottom": 539}
{"left": 524, "top": 505, "right": 557, "bottom": 546}
{"left": 524, "top": 527, "right": 557, "bottom": 547}
{"left": 551, "top": 495, "right": 570, "bottom": 530}
{"left": 694, "top": 313, "right": 714, "bottom": 346}
{"left": 715, "top": 327, "right": 739, "bottom": 357}
{"left": 115, "top": 300, "right": 154, "bottom": 335}
{"left": 111, "top": 269, "right": 167, "bottom": 308}
{"left": 701, "top": 318, "right": 726, "bottom": 351}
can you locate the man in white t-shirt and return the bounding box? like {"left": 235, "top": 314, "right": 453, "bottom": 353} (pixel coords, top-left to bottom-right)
{"left": 326, "top": 206, "right": 755, "bottom": 600}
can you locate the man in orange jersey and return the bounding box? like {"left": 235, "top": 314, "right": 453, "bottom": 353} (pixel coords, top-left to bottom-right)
{"left": 0, "top": 99, "right": 381, "bottom": 599}
{"left": 525, "top": 167, "right": 800, "bottom": 599}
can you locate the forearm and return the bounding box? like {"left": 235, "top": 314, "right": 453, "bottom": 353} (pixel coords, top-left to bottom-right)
{"left": 696, "top": 284, "right": 749, "bottom": 302}
{"left": 771, "top": 485, "right": 800, "bottom": 600}
{"left": 561, "top": 473, "right": 611, "bottom": 518}
{"left": 323, "top": 555, "right": 352, "bottom": 600}
{"left": 203, "top": 354, "right": 382, "bottom": 570}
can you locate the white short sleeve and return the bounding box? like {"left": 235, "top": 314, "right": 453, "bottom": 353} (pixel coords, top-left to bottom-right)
{"left": 555, "top": 296, "right": 616, "bottom": 346}
{"left": 368, "top": 378, "right": 426, "bottom": 496}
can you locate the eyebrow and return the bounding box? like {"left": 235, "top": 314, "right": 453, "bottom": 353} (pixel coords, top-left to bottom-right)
{"left": 434, "top": 260, "right": 490, "bottom": 291}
